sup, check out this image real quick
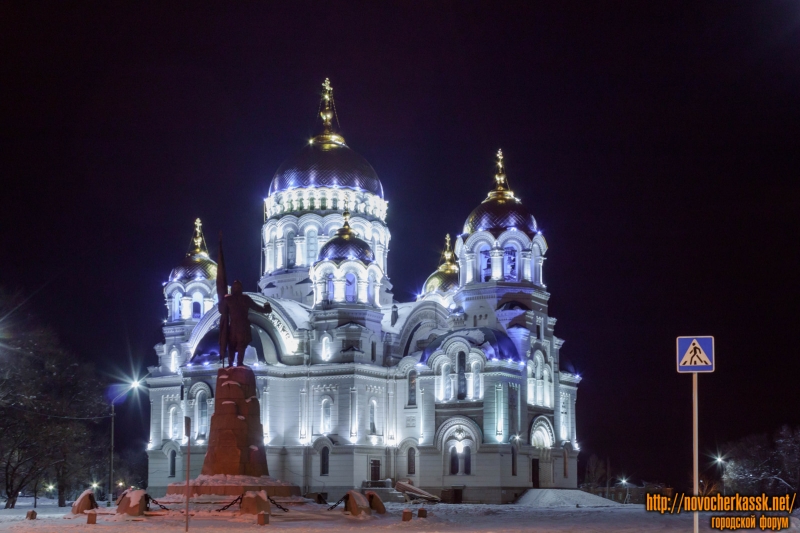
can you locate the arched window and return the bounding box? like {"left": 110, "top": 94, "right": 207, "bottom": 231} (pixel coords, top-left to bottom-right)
{"left": 563, "top": 450, "right": 569, "bottom": 478}
{"left": 503, "top": 246, "right": 518, "bottom": 281}
{"left": 464, "top": 446, "right": 471, "bottom": 475}
{"left": 480, "top": 246, "right": 492, "bottom": 281}
{"left": 197, "top": 392, "right": 208, "bottom": 438}
{"left": 344, "top": 272, "right": 357, "bottom": 303}
{"left": 192, "top": 301, "right": 201, "bottom": 319}
{"left": 369, "top": 400, "right": 377, "bottom": 434}
{"left": 285, "top": 231, "right": 296, "bottom": 268}
{"left": 441, "top": 364, "right": 451, "bottom": 401}
{"left": 450, "top": 447, "right": 459, "bottom": 475}
{"left": 543, "top": 367, "right": 552, "bottom": 408}
{"left": 170, "top": 349, "right": 178, "bottom": 373}
{"left": 321, "top": 337, "right": 330, "bottom": 361}
{"left": 320, "top": 446, "right": 330, "bottom": 476}
{"left": 511, "top": 446, "right": 518, "bottom": 476}
{"left": 169, "top": 406, "right": 180, "bottom": 439}
{"left": 471, "top": 362, "right": 481, "bottom": 399}
{"left": 172, "top": 293, "right": 182, "bottom": 320}
{"left": 168, "top": 450, "right": 177, "bottom": 477}
{"left": 407, "top": 370, "right": 417, "bottom": 406}
{"left": 408, "top": 448, "right": 416, "bottom": 475}
{"left": 326, "top": 274, "right": 335, "bottom": 302}
{"left": 457, "top": 351, "right": 467, "bottom": 400}
{"left": 321, "top": 399, "right": 331, "bottom": 433}
{"left": 307, "top": 229, "right": 318, "bottom": 266}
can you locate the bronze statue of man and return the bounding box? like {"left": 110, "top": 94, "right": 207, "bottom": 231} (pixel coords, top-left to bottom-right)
{"left": 219, "top": 280, "right": 271, "bottom": 367}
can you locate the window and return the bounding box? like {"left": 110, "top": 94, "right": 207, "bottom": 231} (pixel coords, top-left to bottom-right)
{"left": 326, "top": 274, "right": 335, "bottom": 302}
{"left": 170, "top": 350, "right": 178, "bottom": 373}
{"left": 286, "top": 231, "right": 296, "bottom": 268}
{"left": 197, "top": 392, "right": 208, "bottom": 438}
{"left": 441, "top": 364, "right": 452, "bottom": 401}
{"left": 320, "top": 447, "right": 330, "bottom": 476}
{"left": 321, "top": 399, "right": 331, "bottom": 433}
{"left": 344, "top": 272, "right": 356, "bottom": 303}
{"left": 369, "top": 400, "right": 377, "bottom": 434}
{"left": 480, "top": 247, "right": 492, "bottom": 281}
{"left": 503, "top": 246, "right": 518, "bottom": 281}
{"left": 563, "top": 450, "right": 568, "bottom": 478}
{"left": 450, "top": 447, "right": 459, "bottom": 475}
{"left": 471, "top": 362, "right": 480, "bottom": 399}
{"left": 307, "top": 229, "right": 318, "bottom": 265}
{"left": 509, "top": 387, "right": 518, "bottom": 436}
{"left": 192, "top": 301, "right": 201, "bottom": 319}
{"left": 464, "top": 446, "right": 471, "bottom": 475}
{"left": 172, "top": 294, "right": 182, "bottom": 320}
{"left": 457, "top": 352, "right": 467, "bottom": 400}
{"left": 407, "top": 371, "right": 417, "bottom": 406}
{"left": 169, "top": 407, "right": 180, "bottom": 439}
{"left": 408, "top": 448, "right": 416, "bottom": 475}
{"left": 371, "top": 341, "right": 376, "bottom": 362}
{"left": 168, "top": 450, "right": 177, "bottom": 477}
{"left": 512, "top": 446, "right": 518, "bottom": 476}
{"left": 321, "top": 337, "right": 330, "bottom": 361}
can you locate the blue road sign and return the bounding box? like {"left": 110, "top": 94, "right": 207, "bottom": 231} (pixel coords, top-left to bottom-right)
{"left": 677, "top": 336, "right": 714, "bottom": 373}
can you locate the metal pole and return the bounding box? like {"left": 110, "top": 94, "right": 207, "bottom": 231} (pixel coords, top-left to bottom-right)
{"left": 185, "top": 417, "right": 191, "bottom": 532}
{"left": 693, "top": 373, "right": 699, "bottom": 533}
{"left": 109, "top": 403, "right": 115, "bottom": 506}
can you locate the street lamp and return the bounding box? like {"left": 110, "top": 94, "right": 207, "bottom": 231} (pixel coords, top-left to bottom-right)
{"left": 108, "top": 379, "right": 141, "bottom": 506}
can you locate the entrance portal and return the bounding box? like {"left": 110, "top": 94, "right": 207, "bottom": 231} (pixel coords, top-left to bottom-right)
{"left": 531, "top": 459, "right": 540, "bottom": 488}
{"left": 370, "top": 459, "right": 381, "bottom": 481}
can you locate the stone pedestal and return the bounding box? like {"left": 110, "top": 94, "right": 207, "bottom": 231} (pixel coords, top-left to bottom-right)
{"left": 201, "top": 367, "right": 268, "bottom": 477}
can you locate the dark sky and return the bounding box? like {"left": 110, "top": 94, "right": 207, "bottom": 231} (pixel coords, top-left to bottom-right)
{"left": 2, "top": 2, "right": 799, "bottom": 489}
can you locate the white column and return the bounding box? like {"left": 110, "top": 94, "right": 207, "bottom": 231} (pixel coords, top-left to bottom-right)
{"left": 490, "top": 248, "right": 504, "bottom": 281}
{"left": 333, "top": 279, "right": 346, "bottom": 302}
{"left": 537, "top": 256, "right": 545, "bottom": 286}
{"left": 419, "top": 387, "right": 425, "bottom": 443}
{"left": 294, "top": 236, "right": 307, "bottom": 267}
{"left": 357, "top": 280, "right": 368, "bottom": 303}
{"left": 299, "top": 388, "right": 307, "bottom": 442}
{"left": 276, "top": 238, "right": 286, "bottom": 270}
{"left": 262, "top": 386, "right": 270, "bottom": 443}
{"left": 464, "top": 252, "right": 475, "bottom": 284}
{"left": 521, "top": 250, "right": 532, "bottom": 282}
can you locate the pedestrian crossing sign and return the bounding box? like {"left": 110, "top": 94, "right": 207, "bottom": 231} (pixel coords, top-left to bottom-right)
{"left": 676, "top": 336, "right": 714, "bottom": 373}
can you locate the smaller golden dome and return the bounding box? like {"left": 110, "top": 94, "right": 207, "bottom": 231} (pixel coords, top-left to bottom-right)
{"left": 423, "top": 234, "right": 460, "bottom": 294}
{"left": 169, "top": 219, "right": 217, "bottom": 282}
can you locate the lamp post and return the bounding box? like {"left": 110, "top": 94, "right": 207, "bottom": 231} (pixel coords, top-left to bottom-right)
{"left": 108, "top": 380, "right": 140, "bottom": 506}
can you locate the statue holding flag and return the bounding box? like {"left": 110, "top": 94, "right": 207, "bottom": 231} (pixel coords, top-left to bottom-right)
{"left": 217, "top": 233, "right": 271, "bottom": 367}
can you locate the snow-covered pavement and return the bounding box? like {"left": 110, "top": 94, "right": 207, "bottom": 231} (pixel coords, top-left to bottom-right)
{"left": 2, "top": 501, "right": 799, "bottom": 532}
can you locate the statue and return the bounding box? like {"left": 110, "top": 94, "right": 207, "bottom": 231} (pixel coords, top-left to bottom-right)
{"left": 217, "top": 234, "right": 271, "bottom": 367}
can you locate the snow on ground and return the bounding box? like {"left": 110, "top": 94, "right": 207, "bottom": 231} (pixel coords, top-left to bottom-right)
{"left": 516, "top": 489, "right": 622, "bottom": 508}
{"left": 0, "top": 500, "right": 797, "bottom": 532}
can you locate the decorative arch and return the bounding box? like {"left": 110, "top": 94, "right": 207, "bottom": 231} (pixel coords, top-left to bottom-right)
{"left": 188, "top": 381, "right": 213, "bottom": 400}
{"left": 530, "top": 415, "right": 556, "bottom": 448}
{"left": 397, "top": 301, "right": 449, "bottom": 357}
{"left": 434, "top": 415, "right": 483, "bottom": 452}
{"left": 311, "top": 435, "right": 335, "bottom": 453}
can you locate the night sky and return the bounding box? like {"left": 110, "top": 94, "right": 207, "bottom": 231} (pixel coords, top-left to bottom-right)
{"left": 2, "top": 2, "right": 799, "bottom": 490}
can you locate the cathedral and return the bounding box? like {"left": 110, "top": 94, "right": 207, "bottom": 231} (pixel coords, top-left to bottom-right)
{"left": 145, "top": 80, "right": 580, "bottom": 504}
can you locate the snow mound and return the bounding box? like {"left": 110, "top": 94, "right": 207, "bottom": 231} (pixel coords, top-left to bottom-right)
{"left": 515, "top": 489, "right": 622, "bottom": 508}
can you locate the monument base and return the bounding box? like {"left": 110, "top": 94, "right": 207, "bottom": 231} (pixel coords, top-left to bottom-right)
{"left": 166, "top": 474, "right": 301, "bottom": 498}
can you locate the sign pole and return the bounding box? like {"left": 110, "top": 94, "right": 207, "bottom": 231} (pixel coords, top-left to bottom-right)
{"left": 693, "top": 373, "right": 698, "bottom": 533}
{"left": 185, "top": 417, "right": 191, "bottom": 532}
{"left": 676, "top": 336, "right": 714, "bottom": 533}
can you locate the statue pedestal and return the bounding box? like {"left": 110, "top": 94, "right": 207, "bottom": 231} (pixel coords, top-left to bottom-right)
{"left": 166, "top": 366, "right": 300, "bottom": 498}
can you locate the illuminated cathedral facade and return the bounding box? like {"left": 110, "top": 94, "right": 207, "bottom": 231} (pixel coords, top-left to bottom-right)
{"left": 145, "top": 80, "right": 580, "bottom": 503}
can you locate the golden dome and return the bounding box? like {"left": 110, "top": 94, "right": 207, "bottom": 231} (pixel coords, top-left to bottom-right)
{"left": 462, "top": 150, "right": 537, "bottom": 237}
{"left": 423, "top": 234, "right": 460, "bottom": 294}
{"left": 169, "top": 219, "right": 217, "bottom": 282}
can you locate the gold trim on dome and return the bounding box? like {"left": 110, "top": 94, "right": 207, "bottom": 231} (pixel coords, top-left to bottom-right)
{"left": 439, "top": 233, "right": 459, "bottom": 274}
{"left": 486, "top": 148, "right": 517, "bottom": 202}
{"left": 188, "top": 218, "right": 209, "bottom": 256}
{"left": 311, "top": 78, "right": 346, "bottom": 149}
